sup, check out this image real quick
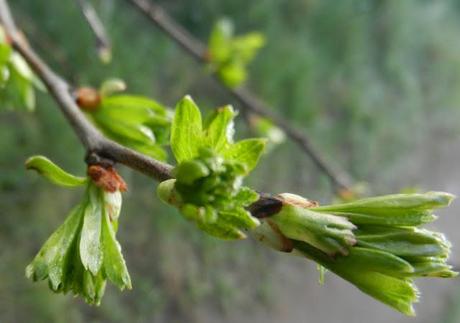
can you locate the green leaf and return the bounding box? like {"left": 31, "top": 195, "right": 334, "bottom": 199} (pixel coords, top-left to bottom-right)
{"left": 208, "top": 18, "right": 233, "bottom": 63}
{"left": 171, "top": 95, "right": 204, "bottom": 162}
{"left": 99, "top": 79, "right": 126, "bottom": 97}
{"left": 314, "top": 192, "right": 454, "bottom": 214}
{"left": 218, "top": 62, "right": 247, "bottom": 88}
{"left": 205, "top": 105, "right": 236, "bottom": 152}
{"left": 174, "top": 160, "right": 210, "bottom": 185}
{"left": 26, "top": 203, "right": 85, "bottom": 290}
{"left": 357, "top": 228, "right": 450, "bottom": 258}
{"left": 25, "top": 155, "right": 87, "bottom": 187}
{"left": 232, "top": 32, "right": 265, "bottom": 63}
{"left": 294, "top": 241, "right": 419, "bottom": 316}
{"left": 197, "top": 219, "right": 246, "bottom": 240}
{"left": 334, "top": 247, "right": 414, "bottom": 277}
{"left": 102, "top": 202, "right": 131, "bottom": 290}
{"left": 94, "top": 115, "right": 156, "bottom": 144}
{"left": 0, "top": 43, "right": 11, "bottom": 66}
{"left": 223, "top": 138, "right": 266, "bottom": 173}
{"left": 9, "top": 52, "right": 35, "bottom": 81}
{"left": 219, "top": 208, "right": 260, "bottom": 230}
{"left": 271, "top": 205, "right": 356, "bottom": 256}
{"left": 404, "top": 256, "right": 458, "bottom": 278}
{"left": 100, "top": 95, "right": 167, "bottom": 117}
{"left": 313, "top": 192, "right": 454, "bottom": 226}
{"left": 80, "top": 185, "right": 103, "bottom": 275}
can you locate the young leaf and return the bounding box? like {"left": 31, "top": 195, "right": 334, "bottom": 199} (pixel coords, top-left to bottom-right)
{"left": 171, "top": 95, "right": 204, "bottom": 162}
{"left": 293, "top": 241, "right": 419, "bottom": 316}
{"left": 25, "top": 155, "right": 87, "bottom": 187}
{"left": 101, "top": 203, "right": 131, "bottom": 290}
{"left": 80, "top": 185, "right": 103, "bottom": 275}
{"left": 25, "top": 203, "right": 85, "bottom": 290}
{"left": 223, "top": 138, "right": 266, "bottom": 173}
{"left": 205, "top": 105, "right": 236, "bottom": 152}
{"left": 99, "top": 79, "right": 126, "bottom": 97}
{"left": 208, "top": 18, "right": 233, "bottom": 63}
{"left": 313, "top": 192, "right": 455, "bottom": 226}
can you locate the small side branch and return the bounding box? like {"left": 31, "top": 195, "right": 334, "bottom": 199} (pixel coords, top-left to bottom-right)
{"left": 125, "top": 0, "right": 352, "bottom": 192}
{"left": 75, "top": 0, "right": 111, "bottom": 61}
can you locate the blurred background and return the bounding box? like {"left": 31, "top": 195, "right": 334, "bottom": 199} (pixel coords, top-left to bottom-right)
{"left": 1, "top": 0, "right": 460, "bottom": 322}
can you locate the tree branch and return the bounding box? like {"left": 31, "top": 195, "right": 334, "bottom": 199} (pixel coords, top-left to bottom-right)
{"left": 124, "top": 0, "right": 352, "bottom": 192}
{"left": 0, "top": 0, "right": 282, "bottom": 216}
{"left": 0, "top": 0, "right": 171, "bottom": 182}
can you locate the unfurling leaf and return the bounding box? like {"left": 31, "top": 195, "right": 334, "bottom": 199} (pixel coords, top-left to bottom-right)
{"left": 171, "top": 95, "right": 265, "bottom": 173}
{"left": 171, "top": 95, "right": 203, "bottom": 162}
{"left": 223, "top": 138, "right": 266, "bottom": 173}
{"left": 0, "top": 29, "right": 44, "bottom": 112}
{"left": 26, "top": 178, "right": 131, "bottom": 305}
{"left": 25, "top": 155, "right": 87, "bottom": 187}
{"left": 165, "top": 96, "right": 265, "bottom": 239}
{"left": 158, "top": 148, "right": 260, "bottom": 240}
{"left": 253, "top": 191, "right": 457, "bottom": 316}
{"left": 83, "top": 86, "right": 171, "bottom": 161}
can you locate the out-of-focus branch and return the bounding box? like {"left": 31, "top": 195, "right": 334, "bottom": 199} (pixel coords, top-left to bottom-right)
{"left": 75, "top": 0, "right": 111, "bottom": 62}
{"left": 125, "top": 0, "right": 352, "bottom": 192}
{"left": 0, "top": 0, "right": 281, "bottom": 217}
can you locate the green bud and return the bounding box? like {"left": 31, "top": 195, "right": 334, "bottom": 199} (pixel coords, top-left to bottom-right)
{"left": 270, "top": 204, "right": 356, "bottom": 256}
{"left": 174, "top": 160, "right": 210, "bottom": 185}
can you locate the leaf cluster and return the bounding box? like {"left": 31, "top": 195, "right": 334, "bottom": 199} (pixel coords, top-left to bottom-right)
{"left": 257, "top": 192, "right": 457, "bottom": 315}
{"left": 25, "top": 156, "right": 131, "bottom": 305}
{"left": 84, "top": 80, "right": 171, "bottom": 160}
{"left": 158, "top": 96, "right": 265, "bottom": 239}
{"left": 208, "top": 19, "right": 265, "bottom": 88}
{"left": 0, "top": 27, "right": 43, "bottom": 112}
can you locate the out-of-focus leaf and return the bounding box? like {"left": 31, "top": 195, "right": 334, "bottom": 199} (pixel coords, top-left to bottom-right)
{"left": 232, "top": 32, "right": 265, "bottom": 63}
{"left": 101, "top": 95, "right": 167, "bottom": 115}
{"left": 99, "top": 79, "right": 127, "bottom": 97}
{"left": 208, "top": 18, "right": 233, "bottom": 63}
{"left": 25, "top": 155, "right": 87, "bottom": 187}
{"left": 218, "top": 62, "right": 247, "bottom": 88}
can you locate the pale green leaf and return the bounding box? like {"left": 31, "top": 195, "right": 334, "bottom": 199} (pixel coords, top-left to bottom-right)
{"left": 25, "top": 155, "right": 87, "bottom": 187}
{"left": 80, "top": 185, "right": 103, "bottom": 275}
{"left": 223, "top": 138, "right": 266, "bottom": 173}
{"left": 205, "top": 105, "right": 236, "bottom": 152}
{"left": 171, "top": 95, "right": 204, "bottom": 162}
{"left": 26, "top": 204, "right": 85, "bottom": 290}
{"left": 102, "top": 203, "right": 131, "bottom": 290}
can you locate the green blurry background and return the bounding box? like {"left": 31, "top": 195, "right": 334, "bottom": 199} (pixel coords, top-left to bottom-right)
{"left": 1, "top": 0, "right": 460, "bottom": 322}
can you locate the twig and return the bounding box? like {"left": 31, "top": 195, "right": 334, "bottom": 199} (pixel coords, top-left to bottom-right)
{"left": 75, "top": 0, "right": 111, "bottom": 62}
{"left": 0, "top": 0, "right": 280, "bottom": 217}
{"left": 124, "top": 0, "right": 352, "bottom": 192}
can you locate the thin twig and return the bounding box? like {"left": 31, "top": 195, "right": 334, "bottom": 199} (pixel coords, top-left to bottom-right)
{"left": 75, "top": 0, "right": 111, "bottom": 62}
{"left": 0, "top": 0, "right": 280, "bottom": 216}
{"left": 124, "top": 0, "right": 352, "bottom": 192}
